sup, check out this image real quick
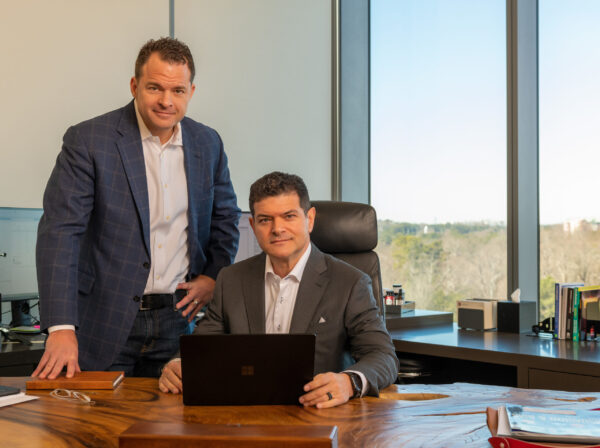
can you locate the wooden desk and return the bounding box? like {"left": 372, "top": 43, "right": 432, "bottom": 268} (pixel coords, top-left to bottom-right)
{"left": 1, "top": 377, "right": 599, "bottom": 447}
{"left": 391, "top": 323, "right": 600, "bottom": 391}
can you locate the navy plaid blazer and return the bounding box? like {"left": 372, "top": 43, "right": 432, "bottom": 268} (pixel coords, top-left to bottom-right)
{"left": 36, "top": 101, "right": 240, "bottom": 370}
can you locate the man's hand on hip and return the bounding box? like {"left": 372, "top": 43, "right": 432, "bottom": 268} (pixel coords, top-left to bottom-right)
{"left": 158, "top": 359, "right": 183, "bottom": 394}
{"left": 32, "top": 329, "right": 80, "bottom": 379}
{"left": 299, "top": 372, "right": 353, "bottom": 408}
{"left": 176, "top": 275, "right": 216, "bottom": 322}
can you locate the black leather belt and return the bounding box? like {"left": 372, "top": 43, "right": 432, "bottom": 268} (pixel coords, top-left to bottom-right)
{"left": 140, "top": 289, "right": 186, "bottom": 310}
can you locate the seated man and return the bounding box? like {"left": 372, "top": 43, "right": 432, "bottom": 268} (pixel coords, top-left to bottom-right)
{"left": 159, "top": 171, "right": 398, "bottom": 408}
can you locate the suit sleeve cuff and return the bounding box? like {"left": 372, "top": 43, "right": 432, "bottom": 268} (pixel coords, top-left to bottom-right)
{"left": 48, "top": 325, "right": 76, "bottom": 333}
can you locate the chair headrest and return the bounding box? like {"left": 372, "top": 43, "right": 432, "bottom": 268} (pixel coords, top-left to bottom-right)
{"left": 310, "top": 201, "right": 377, "bottom": 253}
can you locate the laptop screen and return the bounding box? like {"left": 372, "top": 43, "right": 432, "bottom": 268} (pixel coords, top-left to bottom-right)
{"left": 181, "top": 334, "right": 315, "bottom": 406}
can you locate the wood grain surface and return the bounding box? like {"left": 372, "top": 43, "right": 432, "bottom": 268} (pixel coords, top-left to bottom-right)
{"left": 1, "top": 377, "right": 599, "bottom": 447}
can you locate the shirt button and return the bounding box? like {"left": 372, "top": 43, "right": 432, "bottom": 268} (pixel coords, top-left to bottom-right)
{"left": 143, "top": 262, "right": 150, "bottom": 269}
{"left": 165, "top": 216, "right": 170, "bottom": 221}
{"left": 158, "top": 244, "right": 162, "bottom": 249}
{"left": 133, "top": 296, "right": 141, "bottom": 302}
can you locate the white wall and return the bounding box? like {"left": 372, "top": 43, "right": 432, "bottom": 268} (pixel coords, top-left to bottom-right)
{"left": 0, "top": 0, "right": 333, "bottom": 209}
{"left": 175, "top": 0, "right": 332, "bottom": 206}
{"left": 0, "top": 0, "right": 168, "bottom": 207}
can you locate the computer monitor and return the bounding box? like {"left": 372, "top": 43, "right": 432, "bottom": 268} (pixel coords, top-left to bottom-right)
{"left": 234, "top": 211, "right": 263, "bottom": 263}
{"left": 0, "top": 207, "right": 43, "bottom": 326}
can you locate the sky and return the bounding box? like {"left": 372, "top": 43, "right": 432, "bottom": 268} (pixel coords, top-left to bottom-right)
{"left": 370, "top": 0, "right": 600, "bottom": 225}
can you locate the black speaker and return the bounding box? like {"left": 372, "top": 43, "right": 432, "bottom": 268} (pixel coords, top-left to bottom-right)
{"left": 10, "top": 300, "right": 33, "bottom": 327}
{"left": 497, "top": 300, "right": 537, "bottom": 333}
{"left": 458, "top": 308, "right": 485, "bottom": 330}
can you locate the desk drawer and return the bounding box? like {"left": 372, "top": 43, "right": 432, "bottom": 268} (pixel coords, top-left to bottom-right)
{"left": 529, "top": 368, "right": 600, "bottom": 392}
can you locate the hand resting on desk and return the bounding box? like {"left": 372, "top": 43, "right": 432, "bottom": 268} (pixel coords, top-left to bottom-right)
{"left": 159, "top": 359, "right": 183, "bottom": 394}
{"left": 159, "top": 360, "right": 354, "bottom": 408}
{"left": 299, "top": 372, "right": 353, "bottom": 409}
{"left": 32, "top": 329, "right": 80, "bottom": 380}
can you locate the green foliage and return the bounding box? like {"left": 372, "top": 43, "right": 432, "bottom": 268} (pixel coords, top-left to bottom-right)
{"left": 430, "top": 289, "right": 462, "bottom": 315}
{"left": 391, "top": 234, "right": 444, "bottom": 271}
{"left": 377, "top": 219, "right": 600, "bottom": 318}
{"left": 378, "top": 220, "right": 507, "bottom": 313}
{"left": 539, "top": 275, "right": 557, "bottom": 320}
{"left": 378, "top": 220, "right": 422, "bottom": 244}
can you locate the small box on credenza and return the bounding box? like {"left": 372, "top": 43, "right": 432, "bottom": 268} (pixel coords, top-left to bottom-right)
{"left": 457, "top": 299, "right": 497, "bottom": 330}
{"left": 497, "top": 300, "right": 537, "bottom": 333}
{"left": 385, "top": 300, "right": 415, "bottom": 315}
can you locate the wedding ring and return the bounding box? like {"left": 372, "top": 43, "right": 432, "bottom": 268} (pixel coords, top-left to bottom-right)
{"left": 326, "top": 392, "right": 333, "bottom": 401}
{"left": 193, "top": 299, "right": 199, "bottom": 306}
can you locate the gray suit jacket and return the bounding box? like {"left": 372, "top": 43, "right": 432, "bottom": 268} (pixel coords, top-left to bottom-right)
{"left": 195, "top": 244, "right": 398, "bottom": 396}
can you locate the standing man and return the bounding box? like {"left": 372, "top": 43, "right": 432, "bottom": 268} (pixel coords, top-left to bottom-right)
{"left": 33, "top": 38, "right": 240, "bottom": 379}
{"left": 159, "top": 172, "right": 398, "bottom": 408}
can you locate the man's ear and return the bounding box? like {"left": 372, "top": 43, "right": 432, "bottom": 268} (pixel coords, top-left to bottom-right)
{"left": 130, "top": 76, "right": 138, "bottom": 98}
{"left": 306, "top": 207, "right": 316, "bottom": 233}
{"left": 249, "top": 215, "right": 255, "bottom": 233}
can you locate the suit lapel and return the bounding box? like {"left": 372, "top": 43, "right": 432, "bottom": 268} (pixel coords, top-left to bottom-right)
{"left": 243, "top": 254, "right": 267, "bottom": 333}
{"left": 115, "top": 101, "right": 151, "bottom": 256}
{"left": 181, "top": 119, "right": 202, "bottom": 242}
{"left": 289, "top": 245, "right": 329, "bottom": 333}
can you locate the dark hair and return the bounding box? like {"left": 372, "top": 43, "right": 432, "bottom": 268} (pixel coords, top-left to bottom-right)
{"left": 249, "top": 172, "right": 311, "bottom": 216}
{"left": 135, "top": 37, "right": 195, "bottom": 83}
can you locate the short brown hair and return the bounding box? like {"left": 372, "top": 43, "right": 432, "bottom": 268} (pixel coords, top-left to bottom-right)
{"left": 249, "top": 172, "right": 311, "bottom": 216}
{"left": 135, "top": 37, "right": 195, "bottom": 83}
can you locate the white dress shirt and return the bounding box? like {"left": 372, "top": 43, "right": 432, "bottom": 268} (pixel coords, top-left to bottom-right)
{"left": 135, "top": 102, "right": 190, "bottom": 294}
{"left": 264, "top": 244, "right": 311, "bottom": 334}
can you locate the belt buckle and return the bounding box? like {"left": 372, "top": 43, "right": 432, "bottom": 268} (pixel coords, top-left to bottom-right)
{"left": 139, "top": 297, "right": 151, "bottom": 311}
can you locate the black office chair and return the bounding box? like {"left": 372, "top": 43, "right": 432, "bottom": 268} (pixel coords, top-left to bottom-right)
{"left": 310, "top": 200, "right": 384, "bottom": 318}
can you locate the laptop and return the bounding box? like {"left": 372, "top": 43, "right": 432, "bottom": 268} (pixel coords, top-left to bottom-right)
{"left": 180, "top": 334, "right": 316, "bottom": 406}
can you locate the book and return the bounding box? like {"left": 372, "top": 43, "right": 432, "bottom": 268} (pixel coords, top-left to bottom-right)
{"left": 26, "top": 371, "right": 124, "bottom": 390}
{"left": 496, "top": 403, "right": 600, "bottom": 444}
{"left": 566, "top": 287, "right": 575, "bottom": 340}
{"left": 554, "top": 282, "right": 560, "bottom": 338}
{"left": 555, "top": 283, "right": 583, "bottom": 339}
{"left": 573, "top": 287, "right": 581, "bottom": 342}
{"left": 580, "top": 286, "right": 600, "bottom": 340}
{"left": 559, "top": 285, "right": 569, "bottom": 339}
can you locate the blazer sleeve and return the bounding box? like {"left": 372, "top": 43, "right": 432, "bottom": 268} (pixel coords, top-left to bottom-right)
{"left": 344, "top": 274, "right": 399, "bottom": 396}
{"left": 201, "top": 133, "right": 240, "bottom": 280}
{"left": 36, "top": 125, "right": 95, "bottom": 330}
{"left": 194, "top": 269, "right": 228, "bottom": 335}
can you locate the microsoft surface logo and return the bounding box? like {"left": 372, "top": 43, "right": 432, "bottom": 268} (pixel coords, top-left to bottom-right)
{"left": 241, "top": 365, "right": 254, "bottom": 376}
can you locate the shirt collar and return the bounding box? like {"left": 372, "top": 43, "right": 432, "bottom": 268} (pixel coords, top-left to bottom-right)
{"left": 265, "top": 243, "right": 312, "bottom": 282}
{"left": 134, "top": 100, "right": 182, "bottom": 147}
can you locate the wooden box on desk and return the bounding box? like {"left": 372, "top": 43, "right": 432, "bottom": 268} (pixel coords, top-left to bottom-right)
{"left": 119, "top": 422, "right": 338, "bottom": 448}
